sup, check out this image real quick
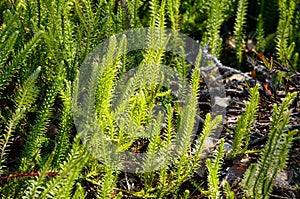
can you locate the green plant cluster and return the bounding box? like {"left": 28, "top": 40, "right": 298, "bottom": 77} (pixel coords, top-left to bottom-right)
{"left": 0, "top": 0, "right": 298, "bottom": 198}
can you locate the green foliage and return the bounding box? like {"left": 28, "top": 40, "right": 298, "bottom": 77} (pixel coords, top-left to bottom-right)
{"left": 0, "top": 67, "right": 41, "bottom": 176}
{"left": 224, "top": 181, "right": 235, "bottom": 199}
{"left": 242, "top": 92, "right": 297, "bottom": 198}
{"left": 233, "top": 0, "right": 248, "bottom": 63}
{"left": 203, "top": 0, "right": 228, "bottom": 56}
{"left": 19, "top": 65, "right": 64, "bottom": 172}
{"left": 32, "top": 136, "right": 88, "bottom": 199}
{"left": 256, "top": 13, "right": 265, "bottom": 52}
{"left": 0, "top": 30, "right": 43, "bottom": 94}
{"left": 167, "top": 0, "right": 181, "bottom": 31}
{"left": 0, "top": 0, "right": 299, "bottom": 198}
{"left": 206, "top": 138, "right": 225, "bottom": 199}
{"left": 230, "top": 84, "right": 260, "bottom": 157}
{"left": 98, "top": 165, "right": 118, "bottom": 199}
{"left": 275, "top": 0, "right": 298, "bottom": 68}
{"left": 52, "top": 81, "right": 73, "bottom": 168}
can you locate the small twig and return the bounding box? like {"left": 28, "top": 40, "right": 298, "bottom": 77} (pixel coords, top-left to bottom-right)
{"left": 185, "top": 49, "right": 253, "bottom": 81}
{"left": 203, "top": 53, "right": 253, "bottom": 81}
{"left": 124, "top": 172, "right": 131, "bottom": 191}
{"left": 0, "top": 172, "right": 57, "bottom": 185}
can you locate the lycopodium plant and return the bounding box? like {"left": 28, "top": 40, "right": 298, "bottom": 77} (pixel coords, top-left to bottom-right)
{"left": 0, "top": 67, "right": 41, "bottom": 176}
{"left": 233, "top": 0, "right": 248, "bottom": 64}
{"left": 275, "top": 0, "right": 298, "bottom": 68}
{"left": 206, "top": 138, "right": 225, "bottom": 199}
{"left": 230, "top": 84, "right": 260, "bottom": 158}
{"left": 203, "top": 0, "right": 232, "bottom": 57}
{"left": 0, "top": 0, "right": 299, "bottom": 198}
{"left": 242, "top": 92, "right": 297, "bottom": 198}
